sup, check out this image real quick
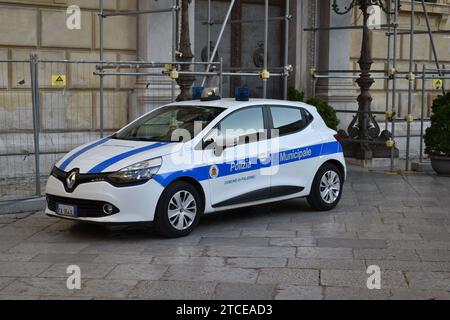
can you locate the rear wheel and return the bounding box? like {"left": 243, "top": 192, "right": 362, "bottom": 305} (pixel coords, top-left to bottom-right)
{"left": 154, "top": 181, "right": 203, "bottom": 238}
{"left": 307, "top": 163, "right": 343, "bottom": 211}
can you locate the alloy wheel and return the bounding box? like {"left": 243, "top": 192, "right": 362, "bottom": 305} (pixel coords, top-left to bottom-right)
{"left": 319, "top": 170, "right": 341, "bottom": 204}
{"left": 167, "top": 190, "right": 197, "bottom": 231}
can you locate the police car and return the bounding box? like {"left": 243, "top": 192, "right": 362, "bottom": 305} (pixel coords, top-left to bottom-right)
{"left": 46, "top": 89, "right": 346, "bottom": 237}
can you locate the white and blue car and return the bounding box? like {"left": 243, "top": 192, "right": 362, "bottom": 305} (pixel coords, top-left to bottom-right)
{"left": 46, "top": 95, "right": 346, "bottom": 237}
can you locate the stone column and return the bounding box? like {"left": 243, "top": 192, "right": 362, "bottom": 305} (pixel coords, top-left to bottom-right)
{"left": 130, "top": 0, "right": 195, "bottom": 119}
{"left": 292, "top": 0, "right": 312, "bottom": 95}
{"left": 316, "top": 0, "right": 358, "bottom": 129}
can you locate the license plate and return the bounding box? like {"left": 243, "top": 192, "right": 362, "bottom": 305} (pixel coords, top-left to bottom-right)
{"left": 56, "top": 203, "right": 77, "bottom": 217}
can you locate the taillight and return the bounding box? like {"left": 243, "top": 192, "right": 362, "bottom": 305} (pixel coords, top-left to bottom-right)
{"left": 334, "top": 134, "right": 344, "bottom": 143}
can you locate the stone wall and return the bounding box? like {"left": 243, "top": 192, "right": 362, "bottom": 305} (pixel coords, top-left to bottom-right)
{"left": 0, "top": 0, "right": 137, "bottom": 182}
{"left": 346, "top": 0, "right": 450, "bottom": 159}
{"left": 349, "top": 0, "right": 450, "bottom": 119}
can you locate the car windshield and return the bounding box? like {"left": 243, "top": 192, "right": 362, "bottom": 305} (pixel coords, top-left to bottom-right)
{"left": 112, "top": 105, "right": 225, "bottom": 142}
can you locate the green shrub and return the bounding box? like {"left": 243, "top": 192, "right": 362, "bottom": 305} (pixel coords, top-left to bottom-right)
{"left": 424, "top": 93, "right": 450, "bottom": 157}
{"left": 306, "top": 97, "right": 340, "bottom": 131}
{"left": 287, "top": 86, "right": 305, "bottom": 102}
{"left": 287, "top": 86, "right": 340, "bottom": 131}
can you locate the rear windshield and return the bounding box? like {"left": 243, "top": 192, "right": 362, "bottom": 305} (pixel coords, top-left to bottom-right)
{"left": 112, "top": 105, "right": 225, "bottom": 142}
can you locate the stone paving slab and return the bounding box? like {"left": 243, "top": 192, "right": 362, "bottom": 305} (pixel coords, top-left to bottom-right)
{"left": 0, "top": 262, "right": 52, "bottom": 277}
{"left": 321, "top": 269, "right": 408, "bottom": 289}
{"left": 317, "top": 238, "right": 387, "bottom": 249}
{"left": 257, "top": 268, "right": 319, "bottom": 286}
{"left": 152, "top": 256, "right": 225, "bottom": 267}
{"left": 226, "top": 257, "right": 287, "bottom": 268}
{"left": 287, "top": 258, "right": 366, "bottom": 270}
{"left": 71, "top": 279, "right": 139, "bottom": 299}
{"left": 275, "top": 285, "right": 323, "bottom": 300}
{"left": 129, "top": 280, "right": 216, "bottom": 300}
{"left": 31, "top": 253, "right": 98, "bottom": 264}
{"left": 214, "top": 283, "right": 276, "bottom": 300}
{"left": 0, "top": 167, "right": 449, "bottom": 300}
{"left": 106, "top": 264, "right": 168, "bottom": 281}
{"left": 1, "top": 278, "right": 74, "bottom": 297}
{"left": 163, "top": 265, "right": 259, "bottom": 284}
{"left": 324, "top": 287, "right": 391, "bottom": 300}
{"left": 405, "top": 272, "right": 450, "bottom": 291}
{"left": 39, "top": 263, "right": 117, "bottom": 279}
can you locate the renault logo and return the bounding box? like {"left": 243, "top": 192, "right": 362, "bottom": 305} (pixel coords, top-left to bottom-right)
{"left": 66, "top": 171, "right": 77, "bottom": 189}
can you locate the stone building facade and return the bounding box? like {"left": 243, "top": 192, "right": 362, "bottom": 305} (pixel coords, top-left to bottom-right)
{"left": 313, "top": 0, "right": 449, "bottom": 158}
{"left": 0, "top": 0, "right": 449, "bottom": 187}
{"left": 0, "top": 0, "right": 138, "bottom": 186}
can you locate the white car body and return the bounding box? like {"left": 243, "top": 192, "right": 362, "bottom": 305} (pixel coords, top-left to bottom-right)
{"left": 45, "top": 98, "right": 346, "bottom": 224}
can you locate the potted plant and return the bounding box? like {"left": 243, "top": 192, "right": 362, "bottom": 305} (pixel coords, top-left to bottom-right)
{"left": 424, "top": 93, "right": 450, "bottom": 176}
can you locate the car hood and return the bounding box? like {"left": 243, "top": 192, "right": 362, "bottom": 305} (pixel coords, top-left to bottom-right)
{"left": 56, "top": 138, "right": 181, "bottom": 174}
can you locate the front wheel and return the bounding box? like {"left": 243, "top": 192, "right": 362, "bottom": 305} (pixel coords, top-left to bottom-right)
{"left": 154, "top": 181, "right": 203, "bottom": 238}
{"left": 307, "top": 163, "right": 343, "bottom": 211}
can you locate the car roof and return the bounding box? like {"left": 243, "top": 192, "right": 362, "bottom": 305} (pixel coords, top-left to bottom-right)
{"left": 167, "top": 98, "right": 315, "bottom": 112}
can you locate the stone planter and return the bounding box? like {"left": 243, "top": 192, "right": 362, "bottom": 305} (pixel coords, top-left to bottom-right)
{"left": 430, "top": 156, "right": 450, "bottom": 176}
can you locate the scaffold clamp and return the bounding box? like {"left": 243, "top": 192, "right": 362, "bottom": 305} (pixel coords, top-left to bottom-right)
{"left": 407, "top": 72, "right": 415, "bottom": 82}
{"left": 169, "top": 69, "right": 179, "bottom": 80}
{"left": 284, "top": 65, "right": 294, "bottom": 75}
{"left": 165, "top": 64, "right": 174, "bottom": 72}
{"left": 385, "top": 110, "right": 394, "bottom": 121}
{"left": 386, "top": 139, "right": 396, "bottom": 148}
{"left": 309, "top": 68, "right": 316, "bottom": 77}
{"left": 260, "top": 69, "right": 270, "bottom": 80}
{"left": 388, "top": 68, "right": 396, "bottom": 77}
{"left": 405, "top": 114, "right": 414, "bottom": 123}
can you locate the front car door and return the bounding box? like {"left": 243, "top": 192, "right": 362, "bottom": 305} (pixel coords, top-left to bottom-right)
{"left": 207, "top": 106, "right": 272, "bottom": 209}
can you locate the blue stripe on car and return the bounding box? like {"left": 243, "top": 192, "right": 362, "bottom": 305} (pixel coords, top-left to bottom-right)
{"left": 59, "top": 137, "right": 111, "bottom": 171}
{"left": 87, "top": 142, "right": 168, "bottom": 174}
{"left": 153, "top": 141, "right": 343, "bottom": 187}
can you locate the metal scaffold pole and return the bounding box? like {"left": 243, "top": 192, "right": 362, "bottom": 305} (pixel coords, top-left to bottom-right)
{"left": 172, "top": 0, "right": 178, "bottom": 102}
{"left": 385, "top": 2, "right": 392, "bottom": 132}
{"left": 390, "top": 0, "right": 399, "bottom": 173}
{"left": 311, "top": 0, "right": 319, "bottom": 98}
{"left": 420, "top": 64, "right": 426, "bottom": 163}
{"left": 263, "top": 0, "right": 269, "bottom": 99}
{"left": 30, "top": 54, "right": 41, "bottom": 197}
{"left": 420, "top": 0, "right": 446, "bottom": 96}
{"left": 99, "top": 0, "right": 105, "bottom": 138}
{"left": 283, "top": 0, "right": 290, "bottom": 100}
{"left": 207, "top": 0, "right": 211, "bottom": 66}
{"left": 405, "top": 0, "right": 415, "bottom": 172}
{"left": 201, "top": 0, "right": 235, "bottom": 88}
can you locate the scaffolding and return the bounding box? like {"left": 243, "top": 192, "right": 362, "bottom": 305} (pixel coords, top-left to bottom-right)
{"left": 96, "top": 0, "right": 294, "bottom": 133}
{"left": 305, "top": 0, "right": 449, "bottom": 172}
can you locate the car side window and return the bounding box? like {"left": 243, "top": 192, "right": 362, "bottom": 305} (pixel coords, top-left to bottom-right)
{"left": 270, "top": 106, "right": 310, "bottom": 136}
{"left": 217, "top": 107, "right": 266, "bottom": 145}
{"left": 302, "top": 109, "right": 314, "bottom": 125}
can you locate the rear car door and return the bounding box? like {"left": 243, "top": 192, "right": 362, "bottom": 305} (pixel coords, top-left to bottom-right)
{"left": 268, "top": 105, "right": 321, "bottom": 197}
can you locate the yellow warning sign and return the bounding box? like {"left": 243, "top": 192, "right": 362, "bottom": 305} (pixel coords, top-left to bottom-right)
{"left": 432, "top": 79, "right": 443, "bottom": 90}
{"left": 51, "top": 75, "right": 66, "bottom": 87}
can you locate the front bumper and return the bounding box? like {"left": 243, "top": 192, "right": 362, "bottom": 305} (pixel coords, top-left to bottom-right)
{"left": 45, "top": 175, "right": 164, "bottom": 223}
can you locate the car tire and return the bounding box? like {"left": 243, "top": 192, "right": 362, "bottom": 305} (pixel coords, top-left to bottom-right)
{"left": 154, "top": 181, "right": 203, "bottom": 238}
{"left": 307, "top": 162, "right": 343, "bottom": 211}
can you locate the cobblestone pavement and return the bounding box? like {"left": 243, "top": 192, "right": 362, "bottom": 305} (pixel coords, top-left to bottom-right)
{"left": 0, "top": 166, "right": 449, "bottom": 300}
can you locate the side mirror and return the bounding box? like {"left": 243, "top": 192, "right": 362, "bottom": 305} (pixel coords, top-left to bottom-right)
{"left": 202, "top": 138, "right": 216, "bottom": 150}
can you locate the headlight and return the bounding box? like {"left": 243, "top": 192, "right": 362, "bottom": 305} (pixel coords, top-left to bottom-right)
{"left": 108, "top": 157, "right": 162, "bottom": 186}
